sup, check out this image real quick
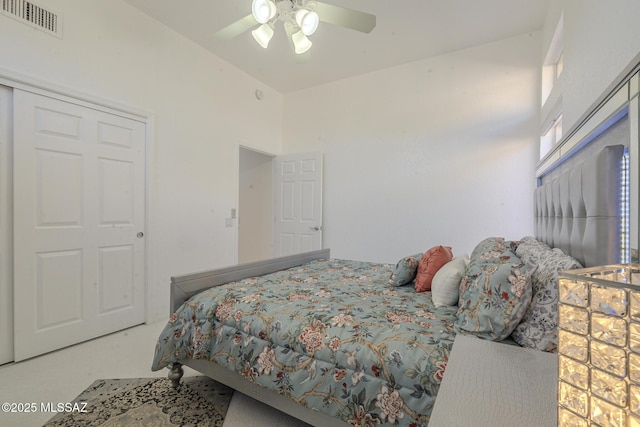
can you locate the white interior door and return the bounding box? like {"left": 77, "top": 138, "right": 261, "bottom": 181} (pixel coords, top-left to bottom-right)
{"left": 0, "top": 85, "right": 13, "bottom": 365}
{"left": 273, "top": 152, "right": 323, "bottom": 256}
{"left": 13, "top": 90, "right": 146, "bottom": 361}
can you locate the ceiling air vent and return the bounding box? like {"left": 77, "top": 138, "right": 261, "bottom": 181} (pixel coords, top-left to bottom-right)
{"left": 1, "top": 0, "right": 62, "bottom": 38}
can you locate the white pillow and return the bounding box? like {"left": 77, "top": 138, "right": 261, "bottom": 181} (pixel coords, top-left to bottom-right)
{"left": 431, "top": 255, "right": 469, "bottom": 307}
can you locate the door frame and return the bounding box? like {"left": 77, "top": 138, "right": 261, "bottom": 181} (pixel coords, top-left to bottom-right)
{"left": 0, "top": 66, "right": 156, "bottom": 329}
{"left": 236, "top": 144, "right": 276, "bottom": 264}
{"left": 236, "top": 145, "right": 324, "bottom": 262}
{"left": 0, "top": 85, "right": 13, "bottom": 365}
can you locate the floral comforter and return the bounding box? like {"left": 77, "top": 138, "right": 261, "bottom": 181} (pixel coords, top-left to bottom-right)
{"left": 152, "top": 259, "right": 458, "bottom": 426}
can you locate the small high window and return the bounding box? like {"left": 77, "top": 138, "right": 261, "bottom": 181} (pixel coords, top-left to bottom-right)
{"left": 540, "top": 114, "right": 563, "bottom": 158}
{"left": 540, "top": 14, "right": 564, "bottom": 159}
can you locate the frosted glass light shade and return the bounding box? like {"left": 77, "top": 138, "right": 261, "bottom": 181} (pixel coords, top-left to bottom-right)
{"left": 295, "top": 9, "right": 319, "bottom": 35}
{"left": 252, "top": 0, "right": 276, "bottom": 24}
{"left": 291, "top": 30, "right": 312, "bottom": 54}
{"left": 558, "top": 265, "right": 640, "bottom": 427}
{"left": 252, "top": 23, "right": 274, "bottom": 48}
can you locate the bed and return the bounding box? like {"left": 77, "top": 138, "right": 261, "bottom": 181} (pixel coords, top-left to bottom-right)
{"left": 151, "top": 144, "right": 625, "bottom": 426}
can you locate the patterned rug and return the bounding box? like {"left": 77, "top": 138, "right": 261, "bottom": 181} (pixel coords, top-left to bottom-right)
{"left": 44, "top": 376, "right": 234, "bottom": 427}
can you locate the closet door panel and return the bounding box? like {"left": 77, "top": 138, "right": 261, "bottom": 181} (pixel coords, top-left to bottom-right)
{"left": 13, "top": 90, "right": 146, "bottom": 361}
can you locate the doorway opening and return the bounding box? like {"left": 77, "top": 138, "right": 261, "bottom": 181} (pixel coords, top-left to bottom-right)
{"left": 238, "top": 147, "right": 274, "bottom": 263}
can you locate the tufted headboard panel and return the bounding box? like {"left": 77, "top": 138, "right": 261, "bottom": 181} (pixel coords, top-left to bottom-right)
{"left": 534, "top": 144, "right": 625, "bottom": 267}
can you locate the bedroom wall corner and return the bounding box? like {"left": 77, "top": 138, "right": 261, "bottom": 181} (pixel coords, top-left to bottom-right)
{"left": 282, "top": 32, "right": 542, "bottom": 263}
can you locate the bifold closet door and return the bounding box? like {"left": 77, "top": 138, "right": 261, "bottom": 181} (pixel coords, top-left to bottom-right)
{"left": 0, "top": 85, "right": 13, "bottom": 365}
{"left": 13, "top": 90, "right": 146, "bottom": 361}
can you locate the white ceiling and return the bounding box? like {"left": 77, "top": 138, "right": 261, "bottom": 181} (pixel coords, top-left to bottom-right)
{"left": 124, "top": 0, "right": 550, "bottom": 93}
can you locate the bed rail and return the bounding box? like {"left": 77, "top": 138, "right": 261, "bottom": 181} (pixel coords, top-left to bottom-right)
{"left": 169, "top": 248, "right": 331, "bottom": 313}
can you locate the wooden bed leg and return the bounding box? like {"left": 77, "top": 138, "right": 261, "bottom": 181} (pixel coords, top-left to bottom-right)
{"left": 168, "top": 362, "right": 184, "bottom": 388}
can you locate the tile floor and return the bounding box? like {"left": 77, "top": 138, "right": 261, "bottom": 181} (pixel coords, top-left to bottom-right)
{"left": 0, "top": 321, "right": 310, "bottom": 426}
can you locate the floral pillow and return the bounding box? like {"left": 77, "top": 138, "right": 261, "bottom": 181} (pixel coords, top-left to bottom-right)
{"left": 470, "top": 237, "right": 521, "bottom": 263}
{"left": 512, "top": 237, "right": 582, "bottom": 351}
{"left": 415, "top": 246, "right": 453, "bottom": 292}
{"left": 389, "top": 253, "right": 423, "bottom": 286}
{"left": 455, "top": 246, "right": 533, "bottom": 341}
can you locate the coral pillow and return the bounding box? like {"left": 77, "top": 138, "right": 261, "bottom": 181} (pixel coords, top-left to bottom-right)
{"left": 415, "top": 246, "right": 453, "bottom": 292}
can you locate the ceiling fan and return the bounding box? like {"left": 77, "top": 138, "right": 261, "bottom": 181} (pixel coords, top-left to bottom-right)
{"left": 214, "top": 0, "right": 376, "bottom": 55}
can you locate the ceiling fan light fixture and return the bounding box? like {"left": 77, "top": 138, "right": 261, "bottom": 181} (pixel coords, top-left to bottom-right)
{"left": 295, "top": 9, "right": 319, "bottom": 36}
{"left": 214, "top": 1, "right": 376, "bottom": 57}
{"left": 252, "top": 0, "right": 276, "bottom": 24}
{"left": 251, "top": 22, "right": 274, "bottom": 48}
{"left": 291, "top": 29, "right": 312, "bottom": 54}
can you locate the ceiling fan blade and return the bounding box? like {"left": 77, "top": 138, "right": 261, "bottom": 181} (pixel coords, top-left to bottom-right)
{"left": 313, "top": 2, "right": 376, "bottom": 33}
{"left": 213, "top": 14, "right": 258, "bottom": 40}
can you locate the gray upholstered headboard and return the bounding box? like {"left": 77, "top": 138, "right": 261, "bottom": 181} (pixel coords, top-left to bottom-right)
{"left": 534, "top": 144, "right": 625, "bottom": 267}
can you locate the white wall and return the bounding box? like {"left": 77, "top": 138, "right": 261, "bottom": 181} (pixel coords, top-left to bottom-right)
{"left": 283, "top": 33, "right": 542, "bottom": 263}
{"left": 542, "top": 0, "right": 640, "bottom": 134}
{"left": 0, "top": 0, "right": 283, "bottom": 322}
{"left": 7, "top": 1, "right": 636, "bottom": 320}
